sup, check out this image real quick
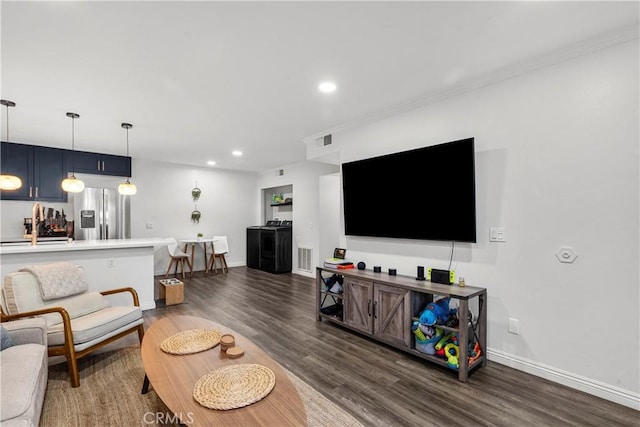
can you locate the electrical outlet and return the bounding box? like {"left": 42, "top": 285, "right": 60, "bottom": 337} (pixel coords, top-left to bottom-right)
{"left": 107, "top": 259, "right": 115, "bottom": 268}
{"left": 146, "top": 222, "right": 154, "bottom": 229}
{"left": 508, "top": 317, "right": 520, "bottom": 335}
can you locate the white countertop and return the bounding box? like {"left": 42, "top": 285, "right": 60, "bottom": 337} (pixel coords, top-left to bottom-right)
{"left": 0, "top": 238, "right": 169, "bottom": 255}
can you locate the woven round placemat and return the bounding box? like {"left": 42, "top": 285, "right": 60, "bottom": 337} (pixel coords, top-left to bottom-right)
{"left": 193, "top": 364, "right": 276, "bottom": 410}
{"left": 160, "top": 329, "right": 222, "bottom": 355}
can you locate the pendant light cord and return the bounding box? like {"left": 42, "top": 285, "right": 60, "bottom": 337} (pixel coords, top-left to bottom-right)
{"left": 66, "top": 112, "right": 80, "bottom": 175}
{"left": 71, "top": 116, "right": 75, "bottom": 173}
{"left": 121, "top": 123, "right": 133, "bottom": 181}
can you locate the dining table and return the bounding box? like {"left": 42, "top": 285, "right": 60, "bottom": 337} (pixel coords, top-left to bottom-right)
{"left": 179, "top": 237, "right": 218, "bottom": 276}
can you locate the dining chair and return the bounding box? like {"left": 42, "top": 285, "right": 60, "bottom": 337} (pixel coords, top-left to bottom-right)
{"left": 165, "top": 238, "right": 192, "bottom": 279}
{"left": 208, "top": 236, "right": 229, "bottom": 274}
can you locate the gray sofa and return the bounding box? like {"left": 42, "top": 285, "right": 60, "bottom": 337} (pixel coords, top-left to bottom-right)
{"left": 0, "top": 318, "right": 48, "bottom": 427}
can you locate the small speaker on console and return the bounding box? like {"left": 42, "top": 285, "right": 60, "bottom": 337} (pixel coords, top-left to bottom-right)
{"left": 373, "top": 266, "right": 382, "bottom": 273}
{"left": 430, "top": 268, "right": 452, "bottom": 285}
{"left": 416, "top": 266, "right": 426, "bottom": 281}
{"left": 357, "top": 261, "right": 366, "bottom": 270}
{"left": 388, "top": 268, "right": 397, "bottom": 276}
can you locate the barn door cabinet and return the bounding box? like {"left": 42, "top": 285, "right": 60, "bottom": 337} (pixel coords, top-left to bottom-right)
{"left": 316, "top": 266, "right": 487, "bottom": 382}
{"left": 343, "top": 277, "right": 412, "bottom": 349}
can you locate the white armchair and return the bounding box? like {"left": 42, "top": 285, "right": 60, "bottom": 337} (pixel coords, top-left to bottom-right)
{"left": 1, "top": 263, "right": 144, "bottom": 387}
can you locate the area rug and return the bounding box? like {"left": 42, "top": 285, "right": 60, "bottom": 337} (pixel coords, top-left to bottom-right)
{"left": 41, "top": 347, "right": 363, "bottom": 427}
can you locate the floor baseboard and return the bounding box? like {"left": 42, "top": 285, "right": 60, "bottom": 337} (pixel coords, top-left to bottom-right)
{"left": 488, "top": 348, "right": 640, "bottom": 411}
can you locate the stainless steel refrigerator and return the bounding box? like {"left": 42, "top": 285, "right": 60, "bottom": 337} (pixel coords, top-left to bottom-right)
{"left": 74, "top": 187, "right": 131, "bottom": 240}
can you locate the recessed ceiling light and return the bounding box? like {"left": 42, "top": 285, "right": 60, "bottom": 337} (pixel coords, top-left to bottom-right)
{"left": 318, "top": 81, "right": 336, "bottom": 93}
{"left": 207, "top": 160, "right": 216, "bottom": 166}
{"left": 232, "top": 150, "right": 242, "bottom": 156}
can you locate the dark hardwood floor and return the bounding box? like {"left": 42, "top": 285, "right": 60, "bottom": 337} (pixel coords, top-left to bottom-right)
{"left": 143, "top": 267, "right": 638, "bottom": 426}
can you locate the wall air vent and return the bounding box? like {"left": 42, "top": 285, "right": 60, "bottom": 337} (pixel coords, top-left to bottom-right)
{"left": 297, "top": 247, "right": 313, "bottom": 273}
{"left": 276, "top": 169, "right": 284, "bottom": 176}
{"left": 323, "top": 134, "right": 332, "bottom": 146}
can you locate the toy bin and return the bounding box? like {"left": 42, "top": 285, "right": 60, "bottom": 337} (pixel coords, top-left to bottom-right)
{"left": 415, "top": 335, "right": 439, "bottom": 355}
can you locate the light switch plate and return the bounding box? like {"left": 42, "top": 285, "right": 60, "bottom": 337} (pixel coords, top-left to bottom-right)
{"left": 490, "top": 227, "right": 506, "bottom": 242}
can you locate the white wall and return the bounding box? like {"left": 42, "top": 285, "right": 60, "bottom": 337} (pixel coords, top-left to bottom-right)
{"left": 318, "top": 174, "right": 343, "bottom": 265}
{"left": 307, "top": 40, "right": 639, "bottom": 407}
{"left": 131, "top": 158, "right": 258, "bottom": 275}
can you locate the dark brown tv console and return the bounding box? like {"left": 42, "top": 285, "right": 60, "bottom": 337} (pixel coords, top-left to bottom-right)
{"left": 316, "top": 266, "right": 487, "bottom": 381}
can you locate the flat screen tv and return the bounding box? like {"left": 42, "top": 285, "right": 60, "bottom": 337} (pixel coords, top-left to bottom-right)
{"left": 341, "top": 137, "right": 476, "bottom": 243}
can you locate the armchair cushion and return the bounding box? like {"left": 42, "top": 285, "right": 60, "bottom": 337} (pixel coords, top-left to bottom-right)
{"left": 47, "top": 305, "right": 142, "bottom": 347}
{"left": 3, "top": 272, "right": 108, "bottom": 326}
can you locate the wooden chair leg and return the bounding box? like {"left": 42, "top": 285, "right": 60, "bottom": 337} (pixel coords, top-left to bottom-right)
{"left": 221, "top": 255, "right": 228, "bottom": 273}
{"left": 137, "top": 324, "right": 145, "bottom": 344}
{"left": 63, "top": 333, "right": 80, "bottom": 388}
{"left": 164, "top": 258, "right": 175, "bottom": 278}
{"left": 186, "top": 257, "right": 193, "bottom": 278}
{"left": 179, "top": 258, "right": 185, "bottom": 279}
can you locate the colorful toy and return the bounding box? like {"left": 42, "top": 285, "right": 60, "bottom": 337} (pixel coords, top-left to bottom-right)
{"left": 468, "top": 342, "right": 482, "bottom": 363}
{"left": 445, "top": 343, "right": 460, "bottom": 368}
{"left": 411, "top": 321, "right": 426, "bottom": 341}
{"left": 419, "top": 297, "right": 457, "bottom": 326}
{"left": 435, "top": 331, "right": 456, "bottom": 351}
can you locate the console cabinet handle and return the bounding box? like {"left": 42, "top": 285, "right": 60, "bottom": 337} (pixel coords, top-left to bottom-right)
{"left": 29, "top": 186, "right": 33, "bottom": 198}
{"left": 373, "top": 300, "right": 378, "bottom": 319}
{"left": 367, "top": 299, "right": 371, "bottom": 317}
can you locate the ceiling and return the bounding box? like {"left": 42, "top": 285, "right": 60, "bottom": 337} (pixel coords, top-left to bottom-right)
{"left": 1, "top": 1, "right": 638, "bottom": 173}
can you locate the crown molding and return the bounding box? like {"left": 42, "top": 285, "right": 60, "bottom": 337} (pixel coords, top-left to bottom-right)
{"left": 303, "top": 24, "right": 639, "bottom": 145}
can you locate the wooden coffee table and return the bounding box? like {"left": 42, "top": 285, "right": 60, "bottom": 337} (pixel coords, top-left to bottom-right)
{"left": 141, "top": 315, "right": 307, "bottom": 426}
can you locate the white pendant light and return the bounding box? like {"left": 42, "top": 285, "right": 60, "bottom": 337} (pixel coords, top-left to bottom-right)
{"left": 118, "top": 122, "right": 137, "bottom": 196}
{"left": 0, "top": 99, "right": 23, "bottom": 191}
{"left": 61, "top": 112, "right": 85, "bottom": 193}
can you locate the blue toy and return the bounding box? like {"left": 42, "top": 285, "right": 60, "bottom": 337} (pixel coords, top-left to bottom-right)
{"left": 419, "top": 297, "right": 457, "bottom": 326}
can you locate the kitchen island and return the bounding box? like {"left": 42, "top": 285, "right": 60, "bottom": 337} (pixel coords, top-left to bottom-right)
{"left": 0, "top": 238, "right": 169, "bottom": 310}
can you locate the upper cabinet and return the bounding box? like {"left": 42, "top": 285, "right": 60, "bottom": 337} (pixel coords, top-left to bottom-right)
{"left": 1, "top": 142, "right": 68, "bottom": 202}
{"left": 72, "top": 150, "right": 131, "bottom": 177}
{"left": 1, "top": 142, "right": 133, "bottom": 201}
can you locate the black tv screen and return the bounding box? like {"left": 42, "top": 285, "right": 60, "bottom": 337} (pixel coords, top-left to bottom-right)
{"left": 342, "top": 138, "right": 476, "bottom": 243}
